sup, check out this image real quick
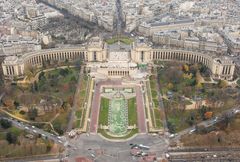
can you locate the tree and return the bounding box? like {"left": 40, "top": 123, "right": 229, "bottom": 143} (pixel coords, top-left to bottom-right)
{"left": 182, "top": 64, "right": 189, "bottom": 72}
{"left": 6, "top": 132, "right": 17, "bottom": 144}
{"left": 221, "top": 113, "right": 232, "bottom": 128}
{"left": 196, "top": 125, "right": 208, "bottom": 134}
{"left": 204, "top": 111, "right": 213, "bottom": 119}
{"left": 218, "top": 80, "right": 228, "bottom": 88}
{"left": 189, "top": 64, "right": 198, "bottom": 76}
{"left": 25, "top": 65, "right": 36, "bottom": 80}
{"left": 186, "top": 112, "right": 195, "bottom": 126}
{"left": 65, "top": 59, "right": 69, "bottom": 65}
{"left": 196, "top": 82, "right": 203, "bottom": 89}
{"left": 0, "top": 119, "right": 12, "bottom": 129}
{"left": 61, "top": 101, "right": 68, "bottom": 110}
{"left": 59, "top": 68, "right": 69, "bottom": 76}
{"left": 70, "top": 76, "right": 77, "bottom": 82}
{"left": 13, "top": 101, "right": 20, "bottom": 109}
{"left": 31, "top": 83, "right": 35, "bottom": 93}
{"left": 196, "top": 71, "right": 202, "bottom": 83}
{"left": 169, "top": 69, "right": 183, "bottom": 84}
{"left": 53, "top": 122, "right": 64, "bottom": 135}
{"left": 167, "top": 83, "right": 174, "bottom": 90}
{"left": 3, "top": 98, "right": 14, "bottom": 108}
{"left": 198, "top": 106, "right": 207, "bottom": 120}
{"left": 68, "top": 96, "right": 74, "bottom": 106}
{"left": 199, "top": 64, "right": 208, "bottom": 74}
{"left": 28, "top": 107, "right": 38, "bottom": 120}
{"left": 33, "top": 81, "right": 38, "bottom": 92}
{"left": 167, "top": 121, "right": 176, "bottom": 134}
{"left": 38, "top": 71, "right": 45, "bottom": 81}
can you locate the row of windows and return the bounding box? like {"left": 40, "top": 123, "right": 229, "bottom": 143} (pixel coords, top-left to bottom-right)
{"left": 108, "top": 71, "right": 129, "bottom": 76}
{"left": 151, "top": 51, "right": 210, "bottom": 67}
{"left": 26, "top": 51, "right": 86, "bottom": 65}
{"left": 5, "top": 66, "right": 15, "bottom": 75}
{"left": 222, "top": 65, "right": 232, "bottom": 75}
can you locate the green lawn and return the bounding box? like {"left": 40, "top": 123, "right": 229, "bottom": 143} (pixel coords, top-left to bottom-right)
{"left": 128, "top": 97, "right": 137, "bottom": 126}
{"left": 153, "top": 98, "right": 159, "bottom": 108}
{"left": 150, "top": 77, "right": 157, "bottom": 90}
{"left": 99, "top": 98, "right": 109, "bottom": 126}
{"left": 151, "top": 90, "right": 158, "bottom": 99}
{"left": 150, "top": 109, "right": 155, "bottom": 128}
{"left": 76, "top": 119, "right": 81, "bottom": 128}
{"left": 75, "top": 110, "right": 82, "bottom": 119}
{"left": 154, "top": 109, "right": 163, "bottom": 128}
{"left": 149, "top": 75, "right": 159, "bottom": 108}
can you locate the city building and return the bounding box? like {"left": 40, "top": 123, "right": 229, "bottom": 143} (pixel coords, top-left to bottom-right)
{"left": 2, "top": 37, "right": 235, "bottom": 81}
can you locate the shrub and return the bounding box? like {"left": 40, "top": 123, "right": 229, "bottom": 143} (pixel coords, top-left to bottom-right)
{"left": 0, "top": 119, "right": 12, "bottom": 129}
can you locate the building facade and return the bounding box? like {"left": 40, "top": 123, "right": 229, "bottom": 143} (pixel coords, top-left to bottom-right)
{"left": 2, "top": 37, "right": 236, "bottom": 81}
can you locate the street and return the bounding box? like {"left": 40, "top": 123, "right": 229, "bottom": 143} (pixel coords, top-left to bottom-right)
{"left": 170, "top": 106, "right": 240, "bottom": 141}
{"left": 0, "top": 117, "right": 67, "bottom": 146}
{"left": 65, "top": 133, "right": 169, "bottom": 162}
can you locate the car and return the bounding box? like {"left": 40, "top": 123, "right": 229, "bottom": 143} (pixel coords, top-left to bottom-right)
{"left": 213, "top": 117, "right": 218, "bottom": 122}
{"left": 32, "top": 126, "right": 35, "bottom": 128}
{"left": 58, "top": 140, "right": 63, "bottom": 143}
{"left": 169, "top": 134, "right": 175, "bottom": 138}
{"left": 131, "top": 145, "right": 139, "bottom": 149}
{"left": 25, "top": 126, "right": 29, "bottom": 130}
{"left": 138, "top": 144, "right": 150, "bottom": 150}
{"left": 165, "top": 153, "right": 170, "bottom": 158}
{"left": 213, "top": 154, "right": 217, "bottom": 158}
{"left": 234, "top": 109, "right": 239, "bottom": 114}
{"left": 152, "top": 133, "right": 157, "bottom": 136}
{"left": 141, "top": 152, "right": 148, "bottom": 156}
{"left": 189, "top": 128, "right": 196, "bottom": 134}
{"left": 33, "top": 130, "right": 37, "bottom": 133}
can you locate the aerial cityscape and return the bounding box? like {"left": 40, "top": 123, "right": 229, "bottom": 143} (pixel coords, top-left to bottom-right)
{"left": 0, "top": 0, "right": 240, "bottom": 161}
